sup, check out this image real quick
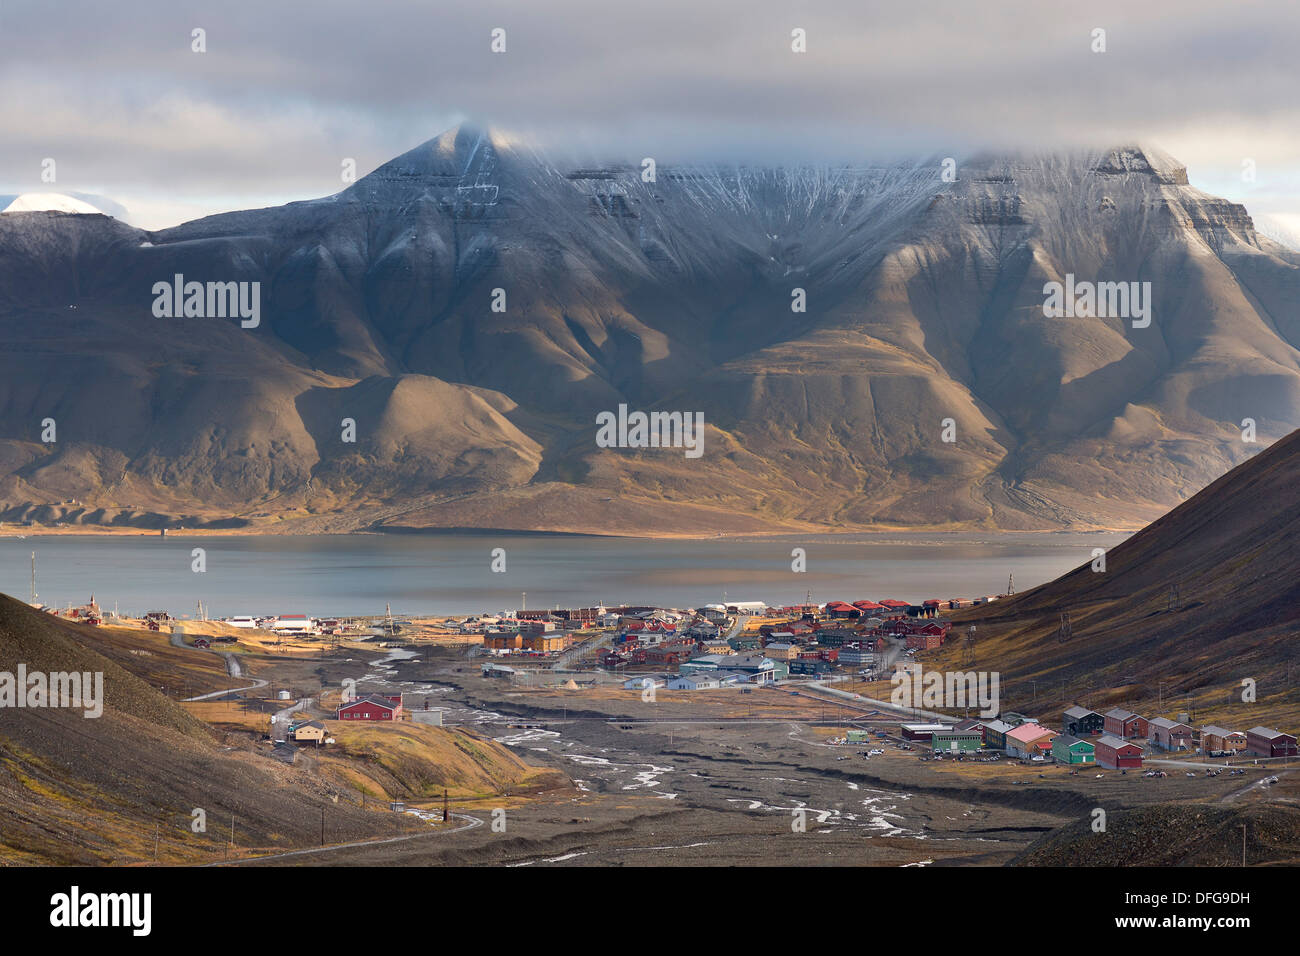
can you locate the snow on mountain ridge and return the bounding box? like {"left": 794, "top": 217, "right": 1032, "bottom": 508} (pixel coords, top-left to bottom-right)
{"left": 2, "top": 192, "right": 106, "bottom": 215}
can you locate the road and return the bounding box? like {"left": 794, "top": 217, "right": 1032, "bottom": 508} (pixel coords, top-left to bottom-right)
{"left": 270, "top": 698, "right": 314, "bottom": 741}
{"left": 169, "top": 623, "right": 270, "bottom": 701}
{"left": 205, "top": 812, "right": 484, "bottom": 866}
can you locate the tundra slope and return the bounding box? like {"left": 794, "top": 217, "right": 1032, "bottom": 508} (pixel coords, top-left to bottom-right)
{"left": 943, "top": 425, "right": 1300, "bottom": 725}
{"left": 2, "top": 127, "right": 1298, "bottom": 534}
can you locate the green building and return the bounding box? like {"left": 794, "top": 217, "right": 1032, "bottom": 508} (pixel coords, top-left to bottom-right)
{"left": 1051, "top": 734, "right": 1096, "bottom": 765}
{"left": 931, "top": 730, "right": 983, "bottom": 753}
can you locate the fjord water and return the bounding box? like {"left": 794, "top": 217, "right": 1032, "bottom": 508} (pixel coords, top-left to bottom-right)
{"left": 1, "top": 532, "right": 1127, "bottom": 619}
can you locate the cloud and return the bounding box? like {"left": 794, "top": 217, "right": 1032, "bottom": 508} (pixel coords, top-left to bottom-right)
{"left": 2, "top": 0, "right": 1298, "bottom": 226}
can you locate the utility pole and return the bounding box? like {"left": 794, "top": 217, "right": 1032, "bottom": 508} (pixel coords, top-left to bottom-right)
{"left": 320, "top": 806, "right": 325, "bottom": 847}
{"left": 30, "top": 551, "right": 36, "bottom": 604}
{"left": 443, "top": 789, "right": 449, "bottom": 823}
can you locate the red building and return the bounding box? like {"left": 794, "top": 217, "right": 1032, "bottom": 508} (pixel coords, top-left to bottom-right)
{"left": 825, "top": 601, "right": 860, "bottom": 619}
{"left": 1094, "top": 735, "right": 1143, "bottom": 769}
{"left": 338, "top": 694, "right": 402, "bottom": 721}
{"left": 1246, "top": 727, "right": 1299, "bottom": 758}
{"left": 1103, "top": 708, "right": 1148, "bottom": 739}
{"left": 643, "top": 641, "right": 695, "bottom": 665}
{"left": 905, "top": 632, "right": 945, "bottom": 651}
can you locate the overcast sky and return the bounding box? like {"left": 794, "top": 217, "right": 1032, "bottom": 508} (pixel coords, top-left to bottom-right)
{"left": 3, "top": 0, "right": 1299, "bottom": 231}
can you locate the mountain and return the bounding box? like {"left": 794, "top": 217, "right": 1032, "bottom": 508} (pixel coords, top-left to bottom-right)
{"left": 941, "top": 426, "right": 1300, "bottom": 726}
{"left": 1, "top": 127, "right": 1299, "bottom": 534}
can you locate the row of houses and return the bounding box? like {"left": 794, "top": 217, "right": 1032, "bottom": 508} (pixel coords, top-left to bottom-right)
{"left": 916, "top": 716, "right": 1144, "bottom": 769}
{"left": 1061, "top": 705, "right": 1298, "bottom": 758}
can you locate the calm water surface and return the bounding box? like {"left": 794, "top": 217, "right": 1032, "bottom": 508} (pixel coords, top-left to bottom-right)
{"left": 0, "top": 532, "right": 1129, "bottom": 619}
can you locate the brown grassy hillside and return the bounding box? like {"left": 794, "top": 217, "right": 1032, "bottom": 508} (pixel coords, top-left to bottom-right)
{"left": 0, "top": 595, "right": 566, "bottom": 863}
{"left": 934, "top": 429, "right": 1300, "bottom": 729}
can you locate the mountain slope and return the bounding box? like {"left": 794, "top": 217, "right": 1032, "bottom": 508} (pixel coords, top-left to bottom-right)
{"left": 940, "top": 427, "right": 1300, "bottom": 726}
{"left": 0, "top": 595, "right": 562, "bottom": 863}
{"left": 1, "top": 129, "right": 1298, "bottom": 534}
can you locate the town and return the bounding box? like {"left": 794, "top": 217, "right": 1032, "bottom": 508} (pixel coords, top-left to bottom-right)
{"left": 33, "top": 592, "right": 1299, "bottom": 773}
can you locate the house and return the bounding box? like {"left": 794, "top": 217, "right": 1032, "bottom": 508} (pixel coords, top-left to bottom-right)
{"left": 905, "top": 631, "right": 944, "bottom": 651}
{"left": 812, "top": 627, "right": 857, "bottom": 648}
{"left": 837, "top": 643, "right": 872, "bottom": 665}
{"left": 1001, "top": 712, "right": 1037, "bottom": 728}
{"left": 679, "top": 655, "right": 725, "bottom": 675}
{"left": 931, "top": 729, "right": 983, "bottom": 753}
{"left": 1201, "top": 725, "right": 1246, "bottom": 755}
{"left": 272, "top": 614, "right": 315, "bottom": 635}
{"left": 724, "top": 655, "right": 778, "bottom": 683}
{"left": 1148, "top": 717, "right": 1194, "bottom": 751}
{"left": 1051, "top": 734, "right": 1096, "bottom": 765}
{"left": 484, "top": 632, "right": 523, "bottom": 650}
{"left": 699, "top": 604, "right": 729, "bottom": 622}
{"left": 1103, "top": 708, "right": 1148, "bottom": 739}
{"left": 338, "top": 694, "right": 402, "bottom": 721}
{"left": 824, "top": 601, "right": 861, "bottom": 619}
{"left": 762, "top": 642, "right": 799, "bottom": 660}
{"left": 954, "top": 717, "right": 986, "bottom": 741}
{"left": 643, "top": 641, "right": 697, "bottom": 665}
{"left": 1094, "top": 735, "right": 1143, "bottom": 769}
{"left": 1245, "top": 726, "right": 1299, "bottom": 758}
{"left": 524, "top": 633, "right": 569, "bottom": 653}
{"left": 289, "top": 720, "right": 328, "bottom": 744}
{"left": 712, "top": 671, "right": 748, "bottom": 686}
{"left": 481, "top": 663, "right": 516, "bottom": 679}
{"left": 1005, "top": 723, "right": 1057, "bottom": 758}
{"left": 667, "top": 674, "right": 720, "bottom": 690}
{"left": 981, "top": 719, "right": 1013, "bottom": 751}
{"left": 1062, "top": 706, "right": 1104, "bottom": 737}
{"left": 623, "top": 676, "right": 666, "bottom": 691}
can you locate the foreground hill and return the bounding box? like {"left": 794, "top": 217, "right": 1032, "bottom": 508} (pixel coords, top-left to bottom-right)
{"left": 1016, "top": 804, "right": 1300, "bottom": 866}
{"left": 0, "top": 595, "right": 561, "bottom": 863}
{"left": 2, "top": 128, "right": 1299, "bottom": 533}
{"left": 941, "top": 427, "right": 1300, "bottom": 727}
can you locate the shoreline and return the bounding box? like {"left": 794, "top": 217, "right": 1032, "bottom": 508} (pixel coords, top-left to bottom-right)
{"left": 0, "top": 524, "right": 1139, "bottom": 541}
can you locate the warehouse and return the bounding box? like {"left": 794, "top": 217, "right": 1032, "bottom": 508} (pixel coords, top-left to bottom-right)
{"left": 900, "top": 723, "right": 951, "bottom": 742}
{"left": 931, "top": 729, "right": 983, "bottom": 753}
